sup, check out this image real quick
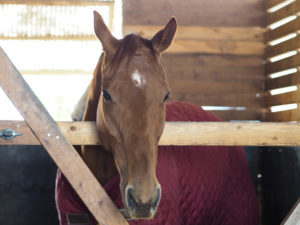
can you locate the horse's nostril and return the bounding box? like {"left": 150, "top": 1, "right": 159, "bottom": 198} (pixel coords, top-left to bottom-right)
{"left": 126, "top": 187, "right": 136, "bottom": 210}
{"left": 152, "top": 187, "right": 161, "bottom": 209}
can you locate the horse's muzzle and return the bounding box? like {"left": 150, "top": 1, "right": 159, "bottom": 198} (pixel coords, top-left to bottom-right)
{"left": 124, "top": 185, "right": 161, "bottom": 219}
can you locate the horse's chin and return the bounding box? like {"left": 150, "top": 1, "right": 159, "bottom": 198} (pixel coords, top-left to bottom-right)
{"left": 120, "top": 208, "right": 156, "bottom": 221}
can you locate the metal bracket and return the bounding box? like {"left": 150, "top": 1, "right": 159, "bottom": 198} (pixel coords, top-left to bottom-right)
{"left": 0, "top": 128, "right": 22, "bottom": 140}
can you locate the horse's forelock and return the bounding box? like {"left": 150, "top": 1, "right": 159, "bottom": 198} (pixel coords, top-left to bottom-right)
{"left": 109, "top": 34, "right": 156, "bottom": 68}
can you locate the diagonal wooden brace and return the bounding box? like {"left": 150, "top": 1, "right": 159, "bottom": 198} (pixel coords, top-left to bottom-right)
{"left": 0, "top": 47, "right": 128, "bottom": 225}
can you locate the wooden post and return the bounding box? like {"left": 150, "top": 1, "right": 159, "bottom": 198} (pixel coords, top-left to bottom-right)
{"left": 281, "top": 198, "right": 300, "bottom": 225}
{"left": 0, "top": 48, "right": 128, "bottom": 225}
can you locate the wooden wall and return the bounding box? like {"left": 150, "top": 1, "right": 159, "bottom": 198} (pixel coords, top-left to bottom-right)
{"left": 264, "top": 0, "right": 300, "bottom": 122}
{"left": 123, "top": 0, "right": 266, "bottom": 121}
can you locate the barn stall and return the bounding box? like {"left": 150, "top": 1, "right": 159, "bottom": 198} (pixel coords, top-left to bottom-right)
{"left": 0, "top": 0, "right": 300, "bottom": 224}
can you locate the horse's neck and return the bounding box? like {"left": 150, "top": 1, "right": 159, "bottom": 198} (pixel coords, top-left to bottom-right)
{"left": 83, "top": 54, "right": 104, "bottom": 121}
{"left": 81, "top": 54, "right": 117, "bottom": 185}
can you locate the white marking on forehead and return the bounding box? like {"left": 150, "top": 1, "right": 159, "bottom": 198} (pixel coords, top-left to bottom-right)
{"left": 131, "top": 70, "right": 146, "bottom": 88}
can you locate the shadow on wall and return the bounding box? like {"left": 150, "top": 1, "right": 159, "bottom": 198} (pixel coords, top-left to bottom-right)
{"left": 260, "top": 147, "right": 300, "bottom": 225}
{"left": 0, "top": 145, "right": 58, "bottom": 225}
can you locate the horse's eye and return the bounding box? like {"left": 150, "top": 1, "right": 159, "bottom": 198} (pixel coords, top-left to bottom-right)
{"left": 102, "top": 90, "right": 112, "bottom": 102}
{"left": 163, "top": 92, "right": 170, "bottom": 103}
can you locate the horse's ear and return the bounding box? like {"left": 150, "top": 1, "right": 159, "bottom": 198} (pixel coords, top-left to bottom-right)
{"left": 151, "top": 17, "right": 177, "bottom": 53}
{"left": 94, "top": 11, "right": 118, "bottom": 52}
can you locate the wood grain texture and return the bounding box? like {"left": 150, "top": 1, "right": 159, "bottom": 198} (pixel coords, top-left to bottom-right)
{"left": 266, "top": 53, "right": 300, "bottom": 75}
{"left": 265, "top": 16, "right": 300, "bottom": 42}
{"left": 265, "top": 90, "right": 300, "bottom": 106}
{"left": 211, "top": 110, "right": 264, "bottom": 121}
{"left": 265, "top": 71, "right": 300, "bottom": 90}
{"left": 265, "top": 108, "right": 300, "bottom": 121}
{"left": 123, "top": 0, "right": 265, "bottom": 27}
{"left": 0, "top": 48, "right": 128, "bottom": 225}
{"left": 267, "top": 0, "right": 300, "bottom": 25}
{"left": 165, "top": 66, "right": 264, "bottom": 81}
{"left": 166, "top": 40, "right": 264, "bottom": 55}
{"left": 169, "top": 80, "right": 264, "bottom": 95}
{"left": 161, "top": 54, "right": 264, "bottom": 68}
{"left": 0, "top": 0, "right": 114, "bottom": 5}
{"left": 266, "top": 35, "right": 300, "bottom": 58}
{"left": 171, "top": 93, "right": 264, "bottom": 108}
{"left": 3, "top": 120, "right": 300, "bottom": 146}
{"left": 124, "top": 25, "right": 265, "bottom": 41}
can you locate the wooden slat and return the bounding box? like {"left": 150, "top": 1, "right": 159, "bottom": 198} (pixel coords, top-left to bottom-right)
{"left": 266, "top": 53, "right": 300, "bottom": 75}
{"left": 0, "top": 121, "right": 98, "bottom": 145}
{"left": 165, "top": 66, "right": 264, "bottom": 81}
{"left": 266, "top": 35, "right": 300, "bottom": 58}
{"left": 0, "top": 0, "right": 114, "bottom": 5}
{"left": 124, "top": 25, "right": 265, "bottom": 42}
{"left": 0, "top": 48, "right": 128, "bottom": 225}
{"left": 123, "top": 0, "right": 264, "bottom": 27}
{"left": 161, "top": 54, "right": 264, "bottom": 68}
{"left": 20, "top": 69, "right": 92, "bottom": 75}
{"left": 169, "top": 80, "right": 264, "bottom": 95}
{"left": 281, "top": 198, "right": 300, "bottom": 225}
{"left": 265, "top": 71, "right": 300, "bottom": 90}
{"left": 265, "top": 16, "right": 300, "bottom": 42}
{"left": 211, "top": 110, "right": 264, "bottom": 121}
{"left": 171, "top": 93, "right": 264, "bottom": 108}
{"left": 265, "top": 108, "right": 300, "bottom": 121}
{"left": 267, "top": 0, "right": 300, "bottom": 25}
{"left": 166, "top": 40, "right": 263, "bottom": 55}
{"left": 265, "top": 90, "right": 300, "bottom": 106}
{"left": 4, "top": 121, "right": 300, "bottom": 146}
{"left": 265, "top": 0, "right": 288, "bottom": 10}
{"left": 0, "top": 35, "right": 98, "bottom": 41}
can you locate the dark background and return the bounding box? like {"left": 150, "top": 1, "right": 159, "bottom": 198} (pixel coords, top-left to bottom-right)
{"left": 0, "top": 146, "right": 299, "bottom": 225}
{"left": 0, "top": 145, "right": 58, "bottom": 225}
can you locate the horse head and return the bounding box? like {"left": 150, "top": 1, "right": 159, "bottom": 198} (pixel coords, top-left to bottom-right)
{"left": 93, "top": 11, "right": 177, "bottom": 219}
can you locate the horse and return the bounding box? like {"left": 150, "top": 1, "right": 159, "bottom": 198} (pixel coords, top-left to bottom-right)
{"left": 56, "top": 11, "right": 259, "bottom": 225}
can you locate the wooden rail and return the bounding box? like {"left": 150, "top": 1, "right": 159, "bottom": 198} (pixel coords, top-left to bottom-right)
{"left": 1, "top": 120, "right": 300, "bottom": 146}
{"left": 0, "top": 47, "right": 128, "bottom": 225}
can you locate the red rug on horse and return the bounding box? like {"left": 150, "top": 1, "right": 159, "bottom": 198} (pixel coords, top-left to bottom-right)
{"left": 56, "top": 101, "right": 259, "bottom": 225}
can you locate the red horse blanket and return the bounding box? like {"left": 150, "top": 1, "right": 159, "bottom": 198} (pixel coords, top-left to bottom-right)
{"left": 56, "top": 101, "right": 259, "bottom": 225}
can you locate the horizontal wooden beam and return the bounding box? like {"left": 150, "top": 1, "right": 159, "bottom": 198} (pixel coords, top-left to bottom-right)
{"left": 162, "top": 54, "right": 264, "bottom": 68}
{"left": 0, "top": 0, "right": 114, "bottom": 5}
{"left": 20, "top": 69, "right": 92, "bottom": 75}
{"left": 124, "top": 25, "right": 265, "bottom": 42}
{"left": 169, "top": 80, "right": 264, "bottom": 95}
{"left": 166, "top": 66, "right": 264, "bottom": 81}
{"left": 265, "top": 16, "right": 300, "bottom": 42}
{"left": 265, "top": 71, "right": 300, "bottom": 90}
{"left": 2, "top": 121, "right": 300, "bottom": 146}
{"left": 172, "top": 93, "right": 264, "bottom": 108}
{"left": 167, "top": 40, "right": 263, "bottom": 55}
{"left": 265, "top": 90, "right": 300, "bottom": 107}
{"left": 266, "top": 53, "right": 300, "bottom": 75}
{"left": 0, "top": 35, "right": 98, "bottom": 41}
{"left": 267, "top": 0, "right": 300, "bottom": 25}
